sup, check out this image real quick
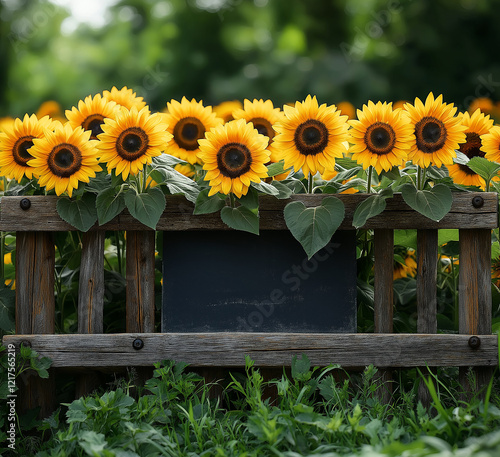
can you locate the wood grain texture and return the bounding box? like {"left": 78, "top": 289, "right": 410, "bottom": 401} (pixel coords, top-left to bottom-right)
{"left": 1, "top": 193, "right": 497, "bottom": 232}
{"left": 126, "top": 231, "right": 156, "bottom": 333}
{"left": 3, "top": 333, "right": 496, "bottom": 368}
{"left": 459, "top": 229, "right": 494, "bottom": 396}
{"left": 416, "top": 229, "right": 438, "bottom": 408}
{"left": 78, "top": 231, "right": 105, "bottom": 334}
{"left": 15, "top": 232, "right": 56, "bottom": 417}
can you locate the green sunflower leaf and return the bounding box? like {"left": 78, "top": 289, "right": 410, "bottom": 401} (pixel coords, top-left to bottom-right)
{"left": 271, "top": 181, "right": 293, "bottom": 199}
{"left": 284, "top": 196, "right": 345, "bottom": 259}
{"left": 466, "top": 156, "right": 500, "bottom": 183}
{"left": 237, "top": 187, "right": 259, "bottom": 210}
{"left": 251, "top": 180, "right": 280, "bottom": 196}
{"left": 194, "top": 188, "right": 226, "bottom": 215}
{"left": 352, "top": 188, "right": 393, "bottom": 228}
{"left": 153, "top": 166, "right": 199, "bottom": 203}
{"left": 96, "top": 187, "right": 126, "bottom": 225}
{"left": 220, "top": 206, "right": 259, "bottom": 235}
{"left": 266, "top": 161, "right": 287, "bottom": 177}
{"left": 152, "top": 154, "right": 187, "bottom": 167}
{"left": 453, "top": 151, "right": 470, "bottom": 165}
{"left": 124, "top": 187, "right": 166, "bottom": 230}
{"left": 401, "top": 183, "right": 452, "bottom": 222}
{"left": 56, "top": 193, "right": 98, "bottom": 232}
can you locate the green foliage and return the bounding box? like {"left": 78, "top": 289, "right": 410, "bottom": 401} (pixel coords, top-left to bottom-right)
{"left": 220, "top": 205, "right": 260, "bottom": 235}
{"left": 124, "top": 187, "right": 166, "bottom": 230}
{"left": 352, "top": 188, "right": 393, "bottom": 228}
{"left": 193, "top": 189, "right": 226, "bottom": 215}
{"left": 56, "top": 193, "right": 98, "bottom": 232}
{"left": 284, "top": 196, "right": 345, "bottom": 259}
{"left": 401, "top": 184, "right": 453, "bottom": 222}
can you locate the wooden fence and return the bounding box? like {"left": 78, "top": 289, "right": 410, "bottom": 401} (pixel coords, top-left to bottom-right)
{"left": 1, "top": 192, "right": 498, "bottom": 416}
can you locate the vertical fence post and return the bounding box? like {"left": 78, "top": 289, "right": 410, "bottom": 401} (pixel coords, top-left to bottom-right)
{"left": 416, "top": 229, "right": 438, "bottom": 408}
{"left": 459, "top": 228, "right": 493, "bottom": 397}
{"left": 373, "top": 228, "right": 394, "bottom": 403}
{"left": 16, "top": 232, "right": 55, "bottom": 417}
{"left": 76, "top": 231, "right": 105, "bottom": 398}
{"left": 126, "top": 231, "right": 156, "bottom": 385}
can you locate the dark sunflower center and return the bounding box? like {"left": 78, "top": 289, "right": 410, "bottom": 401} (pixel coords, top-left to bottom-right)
{"left": 458, "top": 132, "right": 484, "bottom": 175}
{"left": 250, "top": 117, "right": 275, "bottom": 140}
{"left": 116, "top": 127, "right": 149, "bottom": 161}
{"left": 173, "top": 117, "right": 205, "bottom": 150}
{"left": 217, "top": 142, "right": 252, "bottom": 178}
{"left": 48, "top": 143, "right": 82, "bottom": 178}
{"left": 82, "top": 114, "right": 106, "bottom": 140}
{"left": 414, "top": 117, "right": 447, "bottom": 153}
{"left": 13, "top": 136, "right": 35, "bottom": 166}
{"left": 364, "top": 122, "right": 396, "bottom": 155}
{"left": 294, "top": 119, "right": 329, "bottom": 156}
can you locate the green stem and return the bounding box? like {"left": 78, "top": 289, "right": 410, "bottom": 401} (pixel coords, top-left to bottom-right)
{"left": 366, "top": 166, "right": 373, "bottom": 194}
{"left": 417, "top": 166, "right": 422, "bottom": 191}
{"left": 308, "top": 173, "right": 314, "bottom": 194}
{"left": 142, "top": 168, "right": 148, "bottom": 192}
{"left": 116, "top": 232, "right": 122, "bottom": 276}
{"left": 421, "top": 167, "right": 427, "bottom": 190}
{"left": 0, "top": 231, "right": 4, "bottom": 282}
{"left": 230, "top": 193, "right": 236, "bottom": 208}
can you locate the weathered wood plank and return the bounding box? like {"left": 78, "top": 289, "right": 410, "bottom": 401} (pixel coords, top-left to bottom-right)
{"left": 373, "top": 229, "right": 394, "bottom": 403}
{"left": 126, "top": 231, "right": 156, "bottom": 333}
{"left": 4, "top": 333, "right": 496, "bottom": 368}
{"left": 15, "top": 232, "right": 56, "bottom": 417}
{"left": 78, "top": 231, "right": 105, "bottom": 334}
{"left": 0, "top": 193, "right": 496, "bottom": 232}
{"left": 459, "top": 229, "right": 494, "bottom": 396}
{"left": 416, "top": 229, "right": 438, "bottom": 408}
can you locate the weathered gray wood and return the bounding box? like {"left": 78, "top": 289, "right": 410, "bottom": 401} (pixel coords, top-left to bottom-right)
{"left": 78, "top": 231, "right": 105, "bottom": 334}
{"left": 76, "top": 231, "right": 105, "bottom": 398}
{"left": 373, "top": 229, "right": 394, "bottom": 403}
{"left": 15, "top": 232, "right": 56, "bottom": 417}
{"left": 416, "top": 229, "right": 438, "bottom": 408}
{"left": 459, "top": 229, "right": 494, "bottom": 397}
{"left": 126, "top": 231, "right": 156, "bottom": 333}
{"left": 3, "top": 333, "right": 496, "bottom": 368}
{"left": 1, "top": 193, "right": 497, "bottom": 232}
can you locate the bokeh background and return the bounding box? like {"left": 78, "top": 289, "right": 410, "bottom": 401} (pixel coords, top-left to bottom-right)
{"left": 1, "top": 0, "right": 500, "bottom": 117}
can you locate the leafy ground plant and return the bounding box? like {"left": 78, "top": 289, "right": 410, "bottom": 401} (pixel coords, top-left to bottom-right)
{"left": 5, "top": 356, "right": 499, "bottom": 457}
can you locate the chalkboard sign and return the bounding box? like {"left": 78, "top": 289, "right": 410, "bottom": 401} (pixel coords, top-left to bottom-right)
{"left": 162, "top": 230, "right": 357, "bottom": 333}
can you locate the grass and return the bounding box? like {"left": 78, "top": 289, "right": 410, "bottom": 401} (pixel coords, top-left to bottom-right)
{"left": 5, "top": 355, "right": 500, "bottom": 457}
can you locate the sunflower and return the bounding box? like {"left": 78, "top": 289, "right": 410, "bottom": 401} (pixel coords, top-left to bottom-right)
{"left": 468, "top": 97, "right": 495, "bottom": 116}
{"left": 403, "top": 93, "right": 466, "bottom": 168}
{"left": 164, "top": 97, "right": 223, "bottom": 165}
{"left": 28, "top": 122, "right": 101, "bottom": 197}
{"left": 0, "top": 114, "right": 55, "bottom": 182}
{"left": 481, "top": 125, "right": 500, "bottom": 163}
{"left": 336, "top": 101, "right": 356, "bottom": 120}
{"left": 66, "top": 94, "right": 118, "bottom": 140}
{"left": 393, "top": 249, "right": 417, "bottom": 280}
{"left": 36, "top": 100, "right": 66, "bottom": 122}
{"left": 198, "top": 119, "right": 270, "bottom": 198}
{"left": 98, "top": 106, "right": 172, "bottom": 180}
{"left": 233, "top": 98, "right": 284, "bottom": 163}
{"left": 102, "top": 86, "right": 147, "bottom": 111}
{"left": 174, "top": 163, "right": 196, "bottom": 178}
{"left": 273, "top": 95, "right": 349, "bottom": 177}
{"left": 349, "top": 101, "right": 414, "bottom": 174}
{"left": 0, "top": 117, "right": 14, "bottom": 133}
{"left": 447, "top": 109, "right": 494, "bottom": 188}
{"left": 213, "top": 100, "right": 243, "bottom": 123}
{"left": 492, "top": 257, "right": 500, "bottom": 288}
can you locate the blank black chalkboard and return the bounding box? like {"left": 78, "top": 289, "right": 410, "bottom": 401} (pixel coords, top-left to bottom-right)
{"left": 162, "top": 230, "right": 357, "bottom": 333}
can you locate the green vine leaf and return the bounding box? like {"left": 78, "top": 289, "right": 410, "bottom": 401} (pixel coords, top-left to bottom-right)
{"left": 220, "top": 206, "right": 259, "bottom": 235}
{"left": 56, "top": 193, "right": 98, "bottom": 232}
{"left": 401, "top": 183, "right": 452, "bottom": 222}
{"left": 284, "top": 196, "right": 345, "bottom": 259}
{"left": 466, "top": 156, "right": 500, "bottom": 187}
{"left": 352, "top": 188, "right": 393, "bottom": 228}
{"left": 193, "top": 188, "right": 226, "bottom": 215}
{"left": 124, "top": 187, "right": 166, "bottom": 229}
{"left": 251, "top": 180, "right": 279, "bottom": 196}
{"left": 96, "top": 188, "right": 126, "bottom": 225}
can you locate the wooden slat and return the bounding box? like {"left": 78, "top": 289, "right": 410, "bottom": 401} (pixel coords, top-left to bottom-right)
{"left": 0, "top": 193, "right": 496, "bottom": 232}
{"left": 416, "top": 229, "right": 438, "bottom": 408}
{"left": 15, "top": 232, "right": 56, "bottom": 417}
{"left": 459, "top": 229, "right": 494, "bottom": 396}
{"left": 373, "top": 229, "right": 394, "bottom": 403}
{"left": 126, "top": 231, "right": 156, "bottom": 333}
{"left": 76, "top": 231, "right": 105, "bottom": 398}
{"left": 2, "top": 333, "right": 497, "bottom": 368}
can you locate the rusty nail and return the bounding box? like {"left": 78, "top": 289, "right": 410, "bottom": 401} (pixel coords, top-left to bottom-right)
{"left": 20, "top": 198, "right": 31, "bottom": 210}
{"left": 472, "top": 196, "right": 484, "bottom": 208}
{"left": 468, "top": 336, "right": 481, "bottom": 349}
{"left": 20, "top": 340, "right": 32, "bottom": 349}
{"left": 132, "top": 338, "right": 144, "bottom": 350}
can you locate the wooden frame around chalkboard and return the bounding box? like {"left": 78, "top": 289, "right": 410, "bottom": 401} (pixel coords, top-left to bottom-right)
{"left": 1, "top": 192, "right": 498, "bottom": 416}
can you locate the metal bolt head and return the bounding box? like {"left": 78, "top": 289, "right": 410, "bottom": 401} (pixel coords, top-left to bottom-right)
{"left": 132, "top": 338, "right": 144, "bottom": 350}
{"left": 20, "top": 340, "right": 32, "bottom": 349}
{"left": 20, "top": 198, "right": 31, "bottom": 210}
{"left": 472, "top": 196, "right": 484, "bottom": 208}
{"left": 468, "top": 335, "right": 481, "bottom": 349}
